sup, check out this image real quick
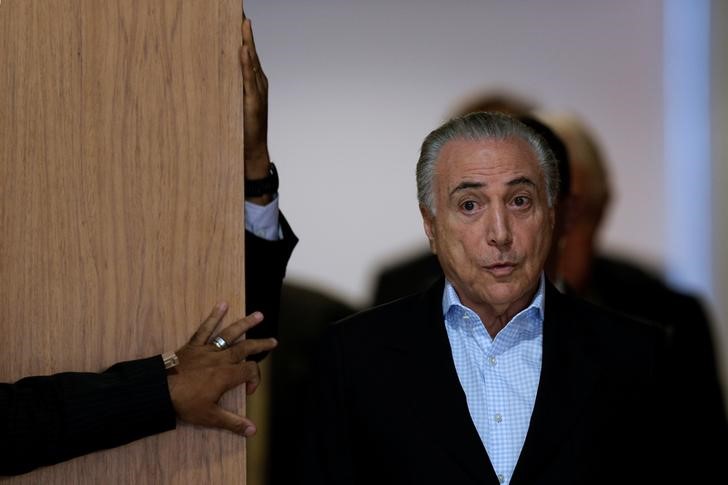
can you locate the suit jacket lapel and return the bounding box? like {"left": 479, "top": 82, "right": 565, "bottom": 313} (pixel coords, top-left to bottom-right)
{"left": 405, "top": 280, "right": 501, "bottom": 484}
{"left": 510, "top": 281, "right": 599, "bottom": 484}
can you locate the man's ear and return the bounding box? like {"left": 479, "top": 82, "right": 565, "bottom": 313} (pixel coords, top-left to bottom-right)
{"left": 420, "top": 204, "right": 437, "bottom": 254}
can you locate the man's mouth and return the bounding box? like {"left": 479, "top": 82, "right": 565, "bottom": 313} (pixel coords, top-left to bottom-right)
{"left": 484, "top": 262, "right": 517, "bottom": 277}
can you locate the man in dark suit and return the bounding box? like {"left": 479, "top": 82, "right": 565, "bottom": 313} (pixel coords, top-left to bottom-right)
{"left": 0, "top": 16, "right": 299, "bottom": 476}
{"left": 372, "top": 110, "right": 727, "bottom": 459}
{"left": 304, "top": 112, "right": 722, "bottom": 484}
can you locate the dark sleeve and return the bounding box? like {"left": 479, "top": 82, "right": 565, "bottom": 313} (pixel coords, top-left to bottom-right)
{"left": 668, "top": 296, "right": 727, "bottom": 419}
{"left": 661, "top": 304, "right": 728, "bottom": 482}
{"left": 0, "top": 355, "right": 176, "bottom": 476}
{"left": 245, "top": 212, "right": 298, "bottom": 359}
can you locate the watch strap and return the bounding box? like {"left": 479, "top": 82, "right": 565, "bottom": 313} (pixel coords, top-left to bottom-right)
{"left": 245, "top": 162, "right": 279, "bottom": 197}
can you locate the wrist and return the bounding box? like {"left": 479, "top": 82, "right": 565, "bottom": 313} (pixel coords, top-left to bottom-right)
{"left": 246, "top": 194, "right": 274, "bottom": 205}
{"left": 245, "top": 162, "right": 279, "bottom": 202}
{"left": 245, "top": 150, "right": 271, "bottom": 179}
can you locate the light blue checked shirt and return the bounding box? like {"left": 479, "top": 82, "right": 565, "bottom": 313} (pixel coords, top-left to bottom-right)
{"left": 443, "top": 275, "right": 545, "bottom": 485}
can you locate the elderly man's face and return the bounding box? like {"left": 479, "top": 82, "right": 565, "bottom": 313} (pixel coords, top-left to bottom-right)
{"left": 422, "top": 137, "right": 555, "bottom": 321}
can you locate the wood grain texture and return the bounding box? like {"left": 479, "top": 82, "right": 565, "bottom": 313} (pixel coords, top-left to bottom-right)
{"left": 0, "top": 0, "right": 246, "bottom": 482}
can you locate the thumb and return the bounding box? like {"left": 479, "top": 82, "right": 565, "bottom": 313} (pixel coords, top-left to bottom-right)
{"left": 210, "top": 406, "right": 257, "bottom": 437}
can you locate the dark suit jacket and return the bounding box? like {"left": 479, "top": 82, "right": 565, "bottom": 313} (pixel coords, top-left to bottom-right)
{"left": 0, "top": 222, "right": 297, "bottom": 476}
{"left": 304, "top": 279, "right": 724, "bottom": 484}
{"left": 372, "top": 250, "right": 727, "bottom": 435}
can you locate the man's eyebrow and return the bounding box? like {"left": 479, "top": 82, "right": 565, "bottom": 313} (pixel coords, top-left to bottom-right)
{"left": 507, "top": 176, "right": 536, "bottom": 188}
{"left": 449, "top": 177, "right": 535, "bottom": 197}
{"left": 449, "top": 181, "right": 484, "bottom": 198}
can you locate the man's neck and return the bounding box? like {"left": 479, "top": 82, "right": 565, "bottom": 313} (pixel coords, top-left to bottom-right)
{"left": 457, "top": 282, "right": 542, "bottom": 339}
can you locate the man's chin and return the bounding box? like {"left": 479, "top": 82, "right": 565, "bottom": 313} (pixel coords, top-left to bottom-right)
{"left": 477, "top": 281, "right": 530, "bottom": 308}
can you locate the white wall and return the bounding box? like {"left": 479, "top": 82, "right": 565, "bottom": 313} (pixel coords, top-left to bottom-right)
{"left": 247, "top": 0, "right": 668, "bottom": 307}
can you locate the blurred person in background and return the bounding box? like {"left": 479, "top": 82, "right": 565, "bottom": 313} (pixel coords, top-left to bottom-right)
{"left": 538, "top": 109, "right": 727, "bottom": 430}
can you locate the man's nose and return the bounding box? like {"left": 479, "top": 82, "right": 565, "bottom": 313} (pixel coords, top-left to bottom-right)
{"left": 486, "top": 205, "right": 513, "bottom": 249}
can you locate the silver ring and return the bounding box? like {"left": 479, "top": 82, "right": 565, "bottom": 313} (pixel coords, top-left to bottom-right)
{"left": 211, "top": 336, "right": 229, "bottom": 350}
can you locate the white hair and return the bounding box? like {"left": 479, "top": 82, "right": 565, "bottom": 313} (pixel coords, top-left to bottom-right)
{"left": 416, "top": 111, "right": 560, "bottom": 213}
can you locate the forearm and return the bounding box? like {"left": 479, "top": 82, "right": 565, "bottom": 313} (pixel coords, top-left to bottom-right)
{"left": 0, "top": 356, "right": 175, "bottom": 476}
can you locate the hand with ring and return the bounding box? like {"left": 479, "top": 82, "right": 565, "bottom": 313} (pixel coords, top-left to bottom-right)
{"left": 211, "top": 335, "right": 230, "bottom": 350}
{"left": 166, "top": 302, "right": 277, "bottom": 436}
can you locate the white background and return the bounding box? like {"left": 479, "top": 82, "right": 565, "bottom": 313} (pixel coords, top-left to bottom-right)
{"left": 244, "top": 0, "right": 726, "bottom": 394}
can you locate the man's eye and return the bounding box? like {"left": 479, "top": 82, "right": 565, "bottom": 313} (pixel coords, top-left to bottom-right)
{"left": 512, "top": 196, "right": 530, "bottom": 207}
{"left": 462, "top": 200, "right": 477, "bottom": 212}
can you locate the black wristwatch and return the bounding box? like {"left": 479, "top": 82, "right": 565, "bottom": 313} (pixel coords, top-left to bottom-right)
{"left": 245, "top": 162, "right": 279, "bottom": 197}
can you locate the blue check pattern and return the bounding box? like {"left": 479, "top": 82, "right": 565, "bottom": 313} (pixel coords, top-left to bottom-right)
{"left": 442, "top": 275, "right": 545, "bottom": 485}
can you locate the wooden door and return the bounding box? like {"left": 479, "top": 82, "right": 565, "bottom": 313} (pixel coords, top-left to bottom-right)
{"left": 0, "top": 0, "right": 247, "bottom": 482}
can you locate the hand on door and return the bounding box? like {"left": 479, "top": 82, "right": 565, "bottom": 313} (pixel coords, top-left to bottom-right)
{"left": 167, "top": 302, "right": 277, "bottom": 436}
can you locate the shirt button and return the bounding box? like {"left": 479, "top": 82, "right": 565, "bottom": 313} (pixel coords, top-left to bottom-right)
{"left": 494, "top": 413, "right": 503, "bottom": 423}
{"left": 462, "top": 314, "right": 470, "bottom": 320}
{"left": 488, "top": 355, "right": 497, "bottom": 366}
{"left": 497, "top": 473, "right": 505, "bottom": 483}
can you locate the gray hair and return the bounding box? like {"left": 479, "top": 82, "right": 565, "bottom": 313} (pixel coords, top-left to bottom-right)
{"left": 416, "top": 111, "right": 560, "bottom": 213}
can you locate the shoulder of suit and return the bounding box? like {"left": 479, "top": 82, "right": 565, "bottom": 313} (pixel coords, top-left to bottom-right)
{"left": 551, "top": 285, "right": 667, "bottom": 342}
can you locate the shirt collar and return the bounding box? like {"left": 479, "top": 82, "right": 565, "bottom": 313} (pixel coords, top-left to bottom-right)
{"left": 442, "top": 273, "right": 546, "bottom": 333}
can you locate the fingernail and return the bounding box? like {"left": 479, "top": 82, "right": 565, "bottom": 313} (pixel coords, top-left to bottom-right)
{"left": 218, "top": 302, "right": 228, "bottom": 311}
{"left": 252, "top": 311, "right": 263, "bottom": 320}
{"left": 243, "top": 425, "right": 256, "bottom": 437}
